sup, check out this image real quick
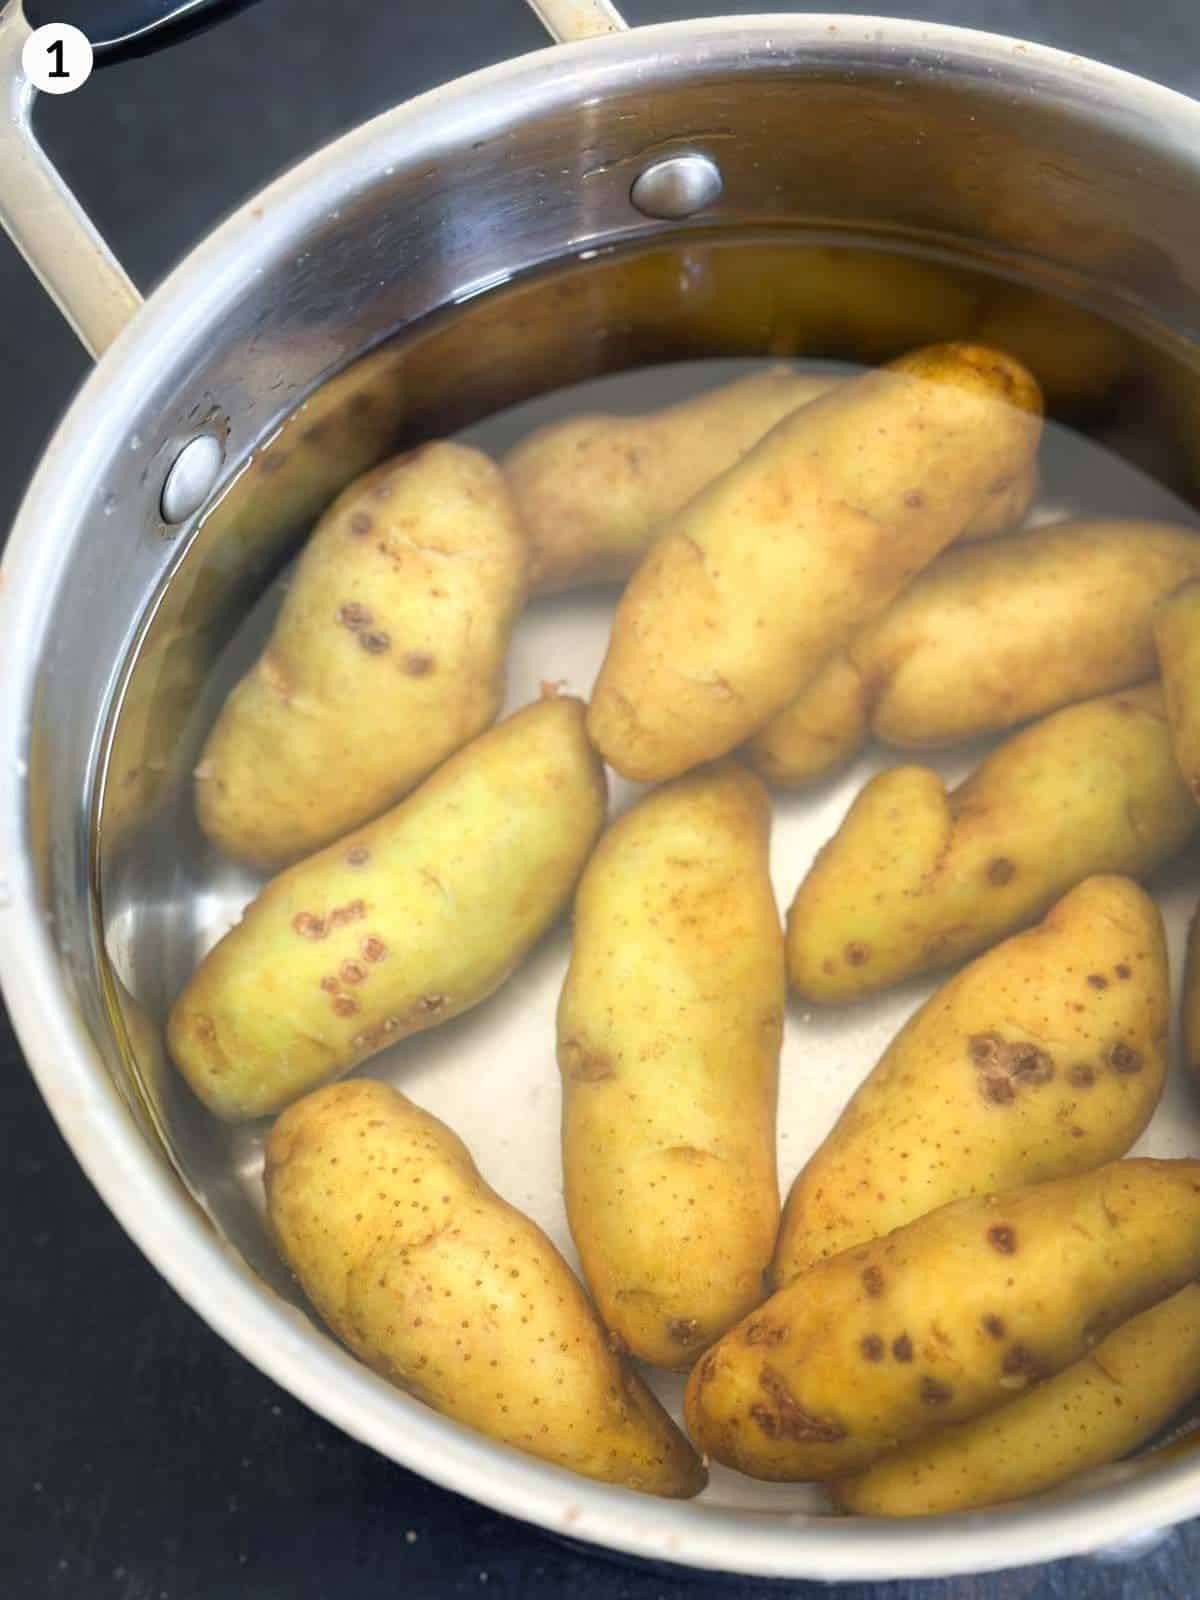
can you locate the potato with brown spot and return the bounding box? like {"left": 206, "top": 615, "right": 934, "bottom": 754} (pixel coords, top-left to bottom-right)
{"left": 266, "top": 1080, "right": 705, "bottom": 1497}
{"left": 506, "top": 368, "right": 1034, "bottom": 596}
{"left": 558, "top": 762, "right": 784, "bottom": 1370}
{"left": 506, "top": 368, "right": 840, "bottom": 594}
{"left": 586, "top": 343, "right": 1042, "bottom": 782}
{"left": 787, "top": 684, "right": 1197, "bottom": 1004}
{"left": 684, "top": 1159, "right": 1200, "bottom": 1481}
{"left": 774, "top": 878, "right": 1169, "bottom": 1286}
{"left": 196, "top": 442, "right": 527, "bottom": 869}
{"left": 170, "top": 697, "right": 605, "bottom": 1120}
{"left": 834, "top": 1285, "right": 1200, "bottom": 1516}
{"left": 750, "top": 518, "right": 1200, "bottom": 789}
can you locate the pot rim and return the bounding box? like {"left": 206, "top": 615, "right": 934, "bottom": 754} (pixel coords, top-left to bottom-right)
{"left": 4, "top": 14, "right": 1200, "bottom": 1581}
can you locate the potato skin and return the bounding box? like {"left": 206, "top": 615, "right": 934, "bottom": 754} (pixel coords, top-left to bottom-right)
{"left": 833, "top": 1285, "right": 1200, "bottom": 1516}
{"left": 774, "top": 877, "right": 1168, "bottom": 1286}
{"left": 558, "top": 762, "right": 784, "bottom": 1370}
{"left": 1154, "top": 577, "right": 1200, "bottom": 802}
{"left": 957, "top": 458, "right": 1038, "bottom": 544}
{"left": 507, "top": 368, "right": 838, "bottom": 594}
{"left": 1183, "top": 906, "right": 1200, "bottom": 1090}
{"left": 750, "top": 519, "right": 1200, "bottom": 789}
{"left": 786, "top": 684, "right": 1198, "bottom": 1004}
{"left": 196, "top": 442, "right": 528, "bottom": 869}
{"left": 170, "top": 697, "right": 606, "bottom": 1121}
{"left": 587, "top": 343, "right": 1042, "bottom": 783}
{"left": 684, "top": 1159, "right": 1200, "bottom": 1481}
{"left": 266, "top": 1080, "right": 706, "bottom": 1497}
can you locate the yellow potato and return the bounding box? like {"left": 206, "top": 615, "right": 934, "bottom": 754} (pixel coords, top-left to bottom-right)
{"left": 507, "top": 368, "right": 839, "bottom": 594}
{"left": 558, "top": 762, "right": 783, "bottom": 1370}
{"left": 834, "top": 1285, "right": 1200, "bottom": 1516}
{"left": 587, "top": 343, "right": 1042, "bottom": 783}
{"left": 787, "top": 684, "right": 1197, "bottom": 1004}
{"left": 972, "top": 284, "right": 1130, "bottom": 415}
{"left": 170, "top": 696, "right": 605, "bottom": 1121}
{"left": 266, "top": 1080, "right": 705, "bottom": 1497}
{"left": 958, "top": 457, "right": 1039, "bottom": 543}
{"left": 774, "top": 877, "right": 1168, "bottom": 1286}
{"left": 1182, "top": 907, "right": 1200, "bottom": 1090}
{"left": 508, "top": 368, "right": 1034, "bottom": 598}
{"left": 1154, "top": 577, "right": 1200, "bottom": 801}
{"left": 750, "top": 519, "right": 1200, "bottom": 789}
{"left": 684, "top": 1159, "right": 1200, "bottom": 1481}
{"left": 196, "top": 442, "right": 528, "bottom": 869}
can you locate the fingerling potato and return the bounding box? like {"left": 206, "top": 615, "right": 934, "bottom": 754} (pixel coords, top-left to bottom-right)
{"left": 197, "top": 442, "right": 527, "bottom": 869}
{"left": 507, "top": 367, "right": 838, "bottom": 594}
{"left": 1183, "top": 906, "right": 1200, "bottom": 1090}
{"left": 786, "top": 684, "right": 1197, "bottom": 1004}
{"left": 833, "top": 1285, "right": 1200, "bottom": 1516}
{"left": 751, "top": 519, "right": 1200, "bottom": 789}
{"left": 774, "top": 877, "right": 1169, "bottom": 1285}
{"left": 684, "top": 1159, "right": 1200, "bottom": 1481}
{"left": 170, "top": 696, "right": 605, "bottom": 1121}
{"left": 558, "top": 761, "right": 783, "bottom": 1369}
{"left": 1154, "top": 576, "right": 1200, "bottom": 801}
{"left": 266, "top": 1080, "right": 705, "bottom": 1497}
{"left": 507, "top": 369, "right": 1033, "bottom": 596}
{"left": 587, "top": 343, "right": 1042, "bottom": 782}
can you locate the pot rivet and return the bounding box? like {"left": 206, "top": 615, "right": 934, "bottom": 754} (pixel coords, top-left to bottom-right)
{"left": 160, "top": 435, "right": 224, "bottom": 524}
{"left": 630, "top": 153, "right": 723, "bottom": 221}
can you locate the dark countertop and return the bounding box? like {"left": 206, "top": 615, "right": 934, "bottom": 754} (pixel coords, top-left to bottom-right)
{"left": 5, "top": 4, "right": 1200, "bottom": 1596}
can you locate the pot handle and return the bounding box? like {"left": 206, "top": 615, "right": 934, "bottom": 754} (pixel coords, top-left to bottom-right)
{"left": 524, "top": 0, "right": 629, "bottom": 43}
{"left": 0, "top": 0, "right": 627, "bottom": 359}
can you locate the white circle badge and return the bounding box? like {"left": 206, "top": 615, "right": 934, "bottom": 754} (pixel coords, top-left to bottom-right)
{"left": 23, "top": 23, "right": 94, "bottom": 95}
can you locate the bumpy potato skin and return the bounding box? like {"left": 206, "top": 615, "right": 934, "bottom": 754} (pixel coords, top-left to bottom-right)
{"left": 1154, "top": 577, "right": 1200, "bottom": 802}
{"left": 507, "top": 369, "right": 838, "bottom": 594}
{"left": 834, "top": 1285, "right": 1200, "bottom": 1516}
{"left": 196, "top": 442, "right": 528, "bottom": 870}
{"left": 558, "top": 762, "right": 784, "bottom": 1370}
{"left": 750, "top": 519, "right": 1200, "bottom": 789}
{"left": 170, "top": 697, "right": 606, "bottom": 1121}
{"left": 684, "top": 1159, "right": 1200, "bottom": 1482}
{"left": 786, "top": 684, "right": 1198, "bottom": 1004}
{"left": 266, "top": 1081, "right": 706, "bottom": 1497}
{"left": 586, "top": 343, "right": 1042, "bottom": 782}
{"left": 774, "top": 877, "right": 1169, "bottom": 1286}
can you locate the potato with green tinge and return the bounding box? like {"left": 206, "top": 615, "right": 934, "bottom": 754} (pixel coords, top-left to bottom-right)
{"left": 558, "top": 761, "right": 784, "bottom": 1371}
{"left": 506, "top": 369, "right": 1034, "bottom": 596}
{"left": 749, "top": 518, "right": 1200, "bottom": 789}
{"left": 196, "top": 441, "right": 527, "bottom": 870}
{"left": 586, "top": 343, "right": 1042, "bottom": 783}
{"left": 266, "top": 1079, "right": 706, "bottom": 1497}
{"left": 1154, "top": 576, "right": 1200, "bottom": 803}
{"left": 169, "top": 696, "right": 605, "bottom": 1121}
{"left": 833, "top": 1284, "right": 1200, "bottom": 1516}
{"left": 684, "top": 1159, "right": 1200, "bottom": 1482}
{"left": 786, "top": 684, "right": 1197, "bottom": 1005}
{"left": 774, "top": 877, "right": 1169, "bottom": 1287}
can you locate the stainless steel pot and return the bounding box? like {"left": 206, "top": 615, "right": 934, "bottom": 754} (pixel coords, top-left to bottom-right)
{"left": 3, "top": 0, "right": 1200, "bottom": 1580}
